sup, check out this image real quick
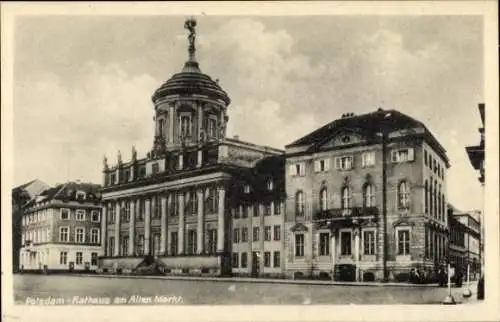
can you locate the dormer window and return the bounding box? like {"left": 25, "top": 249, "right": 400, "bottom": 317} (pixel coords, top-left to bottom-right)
{"left": 139, "top": 165, "right": 146, "bottom": 178}
{"left": 244, "top": 185, "right": 251, "bottom": 194}
{"left": 76, "top": 191, "right": 86, "bottom": 200}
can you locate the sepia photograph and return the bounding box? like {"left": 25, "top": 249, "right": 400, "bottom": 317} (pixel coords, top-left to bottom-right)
{"left": 1, "top": 1, "right": 498, "bottom": 322}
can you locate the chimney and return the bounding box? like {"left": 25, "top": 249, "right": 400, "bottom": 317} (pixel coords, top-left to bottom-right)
{"left": 233, "top": 135, "right": 239, "bottom": 141}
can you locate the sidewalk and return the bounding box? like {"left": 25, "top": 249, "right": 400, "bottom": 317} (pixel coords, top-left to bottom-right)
{"left": 70, "top": 273, "right": 448, "bottom": 288}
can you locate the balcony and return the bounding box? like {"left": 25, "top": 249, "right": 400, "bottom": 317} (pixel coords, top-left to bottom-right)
{"left": 314, "top": 207, "right": 379, "bottom": 221}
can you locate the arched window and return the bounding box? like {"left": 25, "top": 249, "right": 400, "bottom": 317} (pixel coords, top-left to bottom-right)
{"left": 295, "top": 191, "right": 304, "bottom": 217}
{"left": 341, "top": 186, "right": 351, "bottom": 210}
{"left": 158, "top": 118, "right": 165, "bottom": 137}
{"left": 424, "top": 180, "right": 428, "bottom": 214}
{"left": 398, "top": 181, "right": 410, "bottom": 209}
{"left": 319, "top": 188, "right": 328, "bottom": 211}
{"left": 363, "top": 184, "right": 375, "bottom": 207}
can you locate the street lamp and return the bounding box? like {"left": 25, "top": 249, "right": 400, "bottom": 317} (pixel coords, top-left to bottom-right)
{"left": 380, "top": 110, "right": 391, "bottom": 282}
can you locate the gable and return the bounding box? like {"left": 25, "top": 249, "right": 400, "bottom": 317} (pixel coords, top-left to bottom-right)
{"left": 317, "top": 129, "right": 368, "bottom": 150}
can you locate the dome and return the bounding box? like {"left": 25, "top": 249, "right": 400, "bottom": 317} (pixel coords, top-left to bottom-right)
{"left": 152, "top": 60, "right": 231, "bottom": 105}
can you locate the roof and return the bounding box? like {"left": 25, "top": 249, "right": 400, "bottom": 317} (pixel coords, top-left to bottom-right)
{"left": 24, "top": 181, "right": 102, "bottom": 208}
{"left": 286, "top": 109, "right": 448, "bottom": 162}
{"left": 151, "top": 61, "right": 230, "bottom": 105}
{"left": 12, "top": 179, "right": 50, "bottom": 201}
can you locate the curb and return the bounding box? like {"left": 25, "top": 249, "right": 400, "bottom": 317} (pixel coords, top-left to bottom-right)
{"left": 63, "top": 273, "right": 450, "bottom": 288}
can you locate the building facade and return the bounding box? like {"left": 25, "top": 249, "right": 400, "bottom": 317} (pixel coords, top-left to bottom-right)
{"left": 99, "top": 19, "right": 286, "bottom": 277}
{"left": 12, "top": 179, "right": 50, "bottom": 272}
{"left": 283, "top": 110, "right": 450, "bottom": 281}
{"left": 19, "top": 182, "right": 102, "bottom": 272}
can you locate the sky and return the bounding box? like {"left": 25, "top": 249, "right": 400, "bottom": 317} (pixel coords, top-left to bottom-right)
{"left": 13, "top": 15, "right": 484, "bottom": 211}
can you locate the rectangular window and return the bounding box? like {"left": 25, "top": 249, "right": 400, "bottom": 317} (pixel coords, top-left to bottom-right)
{"left": 91, "top": 228, "right": 100, "bottom": 244}
{"left": 334, "top": 156, "right": 354, "bottom": 170}
{"left": 232, "top": 253, "right": 239, "bottom": 268}
{"left": 108, "top": 237, "right": 115, "bottom": 256}
{"left": 180, "top": 115, "right": 192, "bottom": 138}
{"left": 246, "top": 205, "right": 252, "bottom": 218}
{"left": 207, "top": 229, "right": 217, "bottom": 253}
{"left": 274, "top": 201, "right": 281, "bottom": 215}
{"left": 264, "top": 202, "right": 272, "bottom": 216}
{"left": 75, "top": 210, "right": 85, "bottom": 221}
{"left": 59, "top": 251, "right": 67, "bottom": 265}
{"left": 241, "top": 252, "right": 248, "bottom": 268}
{"left": 273, "top": 225, "right": 281, "bottom": 241}
{"left": 241, "top": 227, "right": 248, "bottom": 242}
{"left": 91, "top": 252, "right": 98, "bottom": 266}
{"left": 424, "top": 150, "right": 428, "bottom": 166}
{"left": 91, "top": 210, "right": 100, "bottom": 222}
{"left": 136, "top": 235, "right": 145, "bottom": 256}
{"left": 108, "top": 204, "right": 116, "bottom": 223}
{"left": 361, "top": 151, "right": 376, "bottom": 167}
{"left": 208, "top": 118, "right": 217, "bottom": 138}
{"left": 75, "top": 228, "right": 85, "bottom": 243}
{"left": 233, "top": 207, "right": 240, "bottom": 219}
{"left": 397, "top": 229, "right": 411, "bottom": 255}
{"left": 169, "top": 232, "right": 178, "bottom": 255}
{"left": 273, "top": 251, "right": 280, "bottom": 267}
{"left": 123, "top": 202, "right": 131, "bottom": 222}
{"left": 76, "top": 252, "right": 83, "bottom": 265}
{"left": 295, "top": 234, "right": 304, "bottom": 257}
{"left": 319, "top": 232, "right": 330, "bottom": 256}
{"left": 60, "top": 208, "right": 69, "bottom": 220}
{"left": 340, "top": 231, "right": 352, "bottom": 255}
{"left": 187, "top": 231, "right": 197, "bottom": 255}
{"left": 233, "top": 228, "right": 240, "bottom": 243}
{"left": 59, "top": 227, "right": 69, "bottom": 242}
{"left": 264, "top": 252, "right": 271, "bottom": 267}
{"left": 264, "top": 226, "right": 271, "bottom": 241}
{"left": 253, "top": 227, "right": 260, "bottom": 242}
{"left": 391, "top": 148, "right": 415, "bottom": 163}
{"left": 252, "top": 205, "right": 259, "bottom": 217}
{"left": 314, "top": 159, "right": 330, "bottom": 172}
{"left": 363, "top": 230, "right": 376, "bottom": 255}
{"left": 119, "top": 236, "right": 128, "bottom": 256}
{"left": 152, "top": 162, "right": 159, "bottom": 175}
{"left": 152, "top": 233, "right": 161, "bottom": 256}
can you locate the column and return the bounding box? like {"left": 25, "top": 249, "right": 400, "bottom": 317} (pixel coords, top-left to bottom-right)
{"left": 151, "top": 195, "right": 156, "bottom": 220}
{"left": 160, "top": 194, "right": 167, "bottom": 254}
{"left": 198, "top": 104, "right": 204, "bottom": 141}
{"left": 178, "top": 193, "right": 185, "bottom": 254}
{"left": 144, "top": 197, "right": 151, "bottom": 255}
{"left": 128, "top": 199, "right": 136, "bottom": 256}
{"left": 259, "top": 203, "right": 265, "bottom": 274}
{"left": 330, "top": 230, "right": 336, "bottom": 280}
{"left": 197, "top": 189, "right": 205, "bottom": 254}
{"left": 114, "top": 201, "right": 121, "bottom": 256}
{"left": 101, "top": 203, "right": 107, "bottom": 256}
{"left": 167, "top": 194, "right": 172, "bottom": 255}
{"left": 168, "top": 105, "right": 174, "bottom": 144}
{"left": 217, "top": 187, "right": 226, "bottom": 252}
{"left": 354, "top": 228, "right": 360, "bottom": 281}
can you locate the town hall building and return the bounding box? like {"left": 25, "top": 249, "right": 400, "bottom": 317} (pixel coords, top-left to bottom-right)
{"left": 99, "top": 19, "right": 285, "bottom": 277}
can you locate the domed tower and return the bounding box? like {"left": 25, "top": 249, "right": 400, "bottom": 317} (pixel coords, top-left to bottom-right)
{"left": 150, "top": 18, "right": 230, "bottom": 156}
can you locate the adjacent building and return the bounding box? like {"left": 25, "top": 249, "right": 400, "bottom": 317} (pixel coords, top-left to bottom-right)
{"left": 19, "top": 181, "right": 102, "bottom": 272}
{"left": 99, "top": 19, "right": 285, "bottom": 277}
{"left": 283, "top": 110, "right": 450, "bottom": 281}
{"left": 12, "top": 179, "right": 50, "bottom": 272}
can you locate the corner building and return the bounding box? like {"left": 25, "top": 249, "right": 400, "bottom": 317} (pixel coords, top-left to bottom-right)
{"left": 19, "top": 182, "right": 102, "bottom": 272}
{"left": 283, "top": 110, "right": 450, "bottom": 281}
{"left": 100, "top": 20, "right": 285, "bottom": 276}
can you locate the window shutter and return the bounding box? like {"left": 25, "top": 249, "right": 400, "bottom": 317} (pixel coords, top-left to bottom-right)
{"left": 314, "top": 160, "right": 320, "bottom": 172}
{"left": 408, "top": 148, "right": 415, "bottom": 161}
{"left": 299, "top": 163, "right": 305, "bottom": 176}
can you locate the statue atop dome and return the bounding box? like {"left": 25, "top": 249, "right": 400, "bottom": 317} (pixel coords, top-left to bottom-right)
{"left": 184, "top": 17, "right": 197, "bottom": 60}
